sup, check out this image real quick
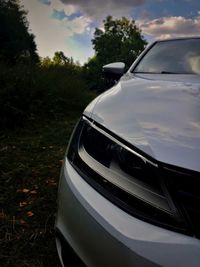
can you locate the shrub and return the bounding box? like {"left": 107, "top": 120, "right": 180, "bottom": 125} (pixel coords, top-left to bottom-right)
{"left": 0, "top": 63, "right": 95, "bottom": 128}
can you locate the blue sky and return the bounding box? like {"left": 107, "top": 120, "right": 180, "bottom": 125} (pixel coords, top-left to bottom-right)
{"left": 20, "top": 0, "right": 200, "bottom": 64}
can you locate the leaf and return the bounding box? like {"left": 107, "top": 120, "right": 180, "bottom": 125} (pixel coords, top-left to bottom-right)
{"left": 22, "top": 188, "right": 30, "bottom": 193}
{"left": 29, "top": 190, "right": 37, "bottom": 195}
{"left": 20, "top": 201, "right": 28, "bottom": 207}
{"left": 46, "top": 178, "right": 57, "bottom": 186}
{"left": 19, "top": 219, "right": 26, "bottom": 225}
{"left": 17, "top": 188, "right": 29, "bottom": 193}
{"left": 26, "top": 211, "right": 34, "bottom": 217}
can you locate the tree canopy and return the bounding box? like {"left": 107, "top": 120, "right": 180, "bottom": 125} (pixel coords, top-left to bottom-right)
{"left": 84, "top": 16, "right": 147, "bottom": 90}
{"left": 92, "top": 16, "right": 147, "bottom": 68}
{"left": 53, "top": 51, "right": 71, "bottom": 65}
{"left": 0, "top": 0, "right": 39, "bottom": 64}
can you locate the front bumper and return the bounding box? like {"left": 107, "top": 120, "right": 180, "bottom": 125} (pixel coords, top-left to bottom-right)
{"left": 55, "top": 159, "right": 200, "bottom": 267}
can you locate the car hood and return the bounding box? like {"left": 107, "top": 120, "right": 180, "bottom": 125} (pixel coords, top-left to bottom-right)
{"left": 84, "top": 74, "right": 200, "bottom": 172}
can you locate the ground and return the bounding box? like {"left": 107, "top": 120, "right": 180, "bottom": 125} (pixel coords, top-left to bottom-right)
{"left": 0, "top": 114, "right": 80, "bottom": 267}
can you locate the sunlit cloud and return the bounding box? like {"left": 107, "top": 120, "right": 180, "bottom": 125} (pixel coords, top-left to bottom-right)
{"left": 60, "top": 0, "right": 145, "bottom": 18}
{"left": 21, "top": 0, "right": 93, "bottom": 63}
{"left": 139, "top": 13, "right": 200, "bottom": 39}
{"left": 52, "top": 9, "right": 82, "bottom": 21}
{"left": 21, "top": 0, "right": 200, "bottom": 63}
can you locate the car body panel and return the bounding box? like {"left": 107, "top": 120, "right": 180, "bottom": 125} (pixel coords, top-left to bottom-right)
{"left": 84, "top": 73, "right": 200, "bottom": 172}
{"left": 55, "top": 159, "right": 200, "bottom": 267}
{"left": 56, "top": 38, "right": 200, "bottom": 267}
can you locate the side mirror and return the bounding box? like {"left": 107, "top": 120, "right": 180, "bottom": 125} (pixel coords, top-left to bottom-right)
{"left": 103, "top": 62, "right": 125, "bottom": 80}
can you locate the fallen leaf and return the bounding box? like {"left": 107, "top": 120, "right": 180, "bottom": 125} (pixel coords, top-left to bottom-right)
{"left": 19, "top": 219, "right": 26, "bottom": 225}
{"left": 46, "top": 178, "right": 57, "bottom": 186}
{"left": 17, "top": 188, "right": 29, "bottom": 193}
{"left": 20, "top": 201, "right": 28, "bottom": 208}
{"left": 26, "top": 211, "right": 34, "bottom": 217}
{"left": 22, "top": 188, "right": 29, "bottom": 193}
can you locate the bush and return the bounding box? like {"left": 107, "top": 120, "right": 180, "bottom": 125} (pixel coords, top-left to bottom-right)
{"left": 0, "top": 63, "right": 95, "bottom": 128}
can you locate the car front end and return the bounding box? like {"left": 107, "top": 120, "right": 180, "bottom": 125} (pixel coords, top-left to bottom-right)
{"left": 55, "top": 38, "right": 200, "bottom": 267}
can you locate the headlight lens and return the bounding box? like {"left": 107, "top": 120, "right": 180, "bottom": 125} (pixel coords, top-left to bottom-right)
{"left": 67, "top": 116, "right": 188, "bottom": 233}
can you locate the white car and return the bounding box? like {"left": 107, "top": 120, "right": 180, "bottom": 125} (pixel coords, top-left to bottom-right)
{"left": 55, "top": 37, "right": 200, "bottom": 267}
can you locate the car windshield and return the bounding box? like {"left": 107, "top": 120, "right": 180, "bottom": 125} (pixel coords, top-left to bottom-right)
{"left": 133, "top": 38, "right": 200, "bottom": 75}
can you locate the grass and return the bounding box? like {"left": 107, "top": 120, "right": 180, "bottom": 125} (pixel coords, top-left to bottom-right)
{"left": 0, "top": 102, "right": 96, "bottom": 266}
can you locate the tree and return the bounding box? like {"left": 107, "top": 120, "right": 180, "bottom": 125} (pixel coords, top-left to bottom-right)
{"left": 53, "top": 51, "right": 70, "bottom": 65}
{"left": 0, "top": 0, "right": 39, "bottom": 64}
{"left": 85, "top": 16, "right": 147, "bottom": 90}
{"left": 40, "top": 56, "right": 52, "bottom": 67}
{"left": 83, "top": 55, "right": 104, "bottom": 90}
{"left": 92, "top": 16, "right": 147, "bottom": 68}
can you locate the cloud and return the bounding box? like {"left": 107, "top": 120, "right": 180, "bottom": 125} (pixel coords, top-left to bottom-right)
{"left": 38, "top": 0, "right": 79, "bottom": 16}
{"left": 66, "top": 11, "right": 82, "bottom": 21}
{"left": 60, "top": 0, "right": 145, "bottom": 18}
{"left": 52, "top": 9, "right": 82, "bottom": 21}
{"left": 20, "top": 0, "right": 93, "bottom": 63}
{"left": 139, "top": 13, "right": 200, "bottom": 39}
{"left": 38, "top": 0, "right": 51, "bottom": 6}
{"left": 62, "top": 16, "right": 92, "bottom": 37}
{"left": 52, "top": 9, "right": 66, "bottom": 20}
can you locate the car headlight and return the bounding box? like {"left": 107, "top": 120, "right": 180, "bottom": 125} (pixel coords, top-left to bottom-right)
{"left": 67, "top": 116, "right": 188, "bottom": 234}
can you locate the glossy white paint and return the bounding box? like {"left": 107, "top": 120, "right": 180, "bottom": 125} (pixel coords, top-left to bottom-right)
{"left": 56, "top": 39, "right": 200, "bottom": 267}
{"left": 103, "top": 62, "right": 125, "bottom": 74}
{"left": 84, "top": 73, "right": 200, "bottom": 172}
{"left": 56, "top": 159, "right": 200, "bottom": 267}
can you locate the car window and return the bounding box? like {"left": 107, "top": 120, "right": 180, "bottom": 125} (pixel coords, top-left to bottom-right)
{"left": 133, "top": 39, "right": 200, "bottom": 74}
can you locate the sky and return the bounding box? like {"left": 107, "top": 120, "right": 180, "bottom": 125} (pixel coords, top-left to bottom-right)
{"left": 20, "top": 0, "right": 200, "bottom": 64}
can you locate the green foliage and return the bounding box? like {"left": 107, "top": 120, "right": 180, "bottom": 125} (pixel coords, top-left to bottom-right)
{"left": 93, "top": 16, "right": 147, "bottom": 67}
{"left": 83, "top": 55, "right": 104, "bottom": 90}
{"left": 40, "top": 51, "right": 81, "bottom": 73}
{"left": 85, "top": 16, "right": 147, "bottom": 90}
{"left": 53, "top": 51, "right": 70, "bottom": 65}
{"left": 40, "top": 56, "right": 52, "bottom": 67}
{"left": 0, "top": 61, "right": 95, "bottom": 129}
{"left": 0, "top": 0, "right": 39, "bottom": 64}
